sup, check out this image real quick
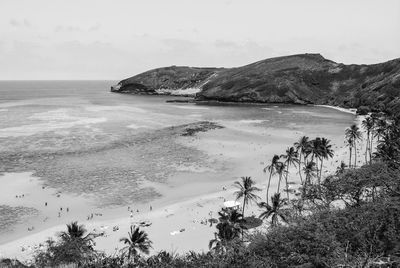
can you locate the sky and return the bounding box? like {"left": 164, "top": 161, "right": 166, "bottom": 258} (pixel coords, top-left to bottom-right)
{"left": 0, "top": 0, "right": 399, "bottom": 80}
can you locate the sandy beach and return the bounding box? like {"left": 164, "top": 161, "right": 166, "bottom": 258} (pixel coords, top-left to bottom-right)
{"left": 0, "top": 95, "right": 362, "bottom": 262}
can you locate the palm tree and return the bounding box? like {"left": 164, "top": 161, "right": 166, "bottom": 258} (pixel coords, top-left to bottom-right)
{"left": 210, "top": 207, "right": 245, "bottom": 249}
{"left": 234, "top": 176, "right": 261, "bottom": 217}
{"left": 318, "top": 138, "right": 334, "bottom": 183}
{"left": 281, "top": 147, "right": 299, "bottom": 200}
{"left": 309, "top": 138, "right": 322, "bottom": 175}
{"left": 362, "top": 116, "right": 374, "bottom": 164}
{"left": 263, "top": 154, "right": 280, "bottom": 205}
{"left": 59, "top": 221, "right": 94, "bottom": 246}
{"left": 346, "top": 138, "right": 353, "bottom": 168}
{"left": 258, "top": 193, "right": 287, "bottom": 227}
{"left": 303, "top": 161, "right": 317, "bottom": 187}
{"left": 120, "top": 225, "right": 152, "bottom": 260}
{"left": 345, "top": 124, "right": 362, "bottom": 167}
{"left": 294, "top": 136, "right": 310, "bottom": 184}
{"left": 275, "top": 162, "right": 286, "bottom": 194}
{"left": 209, "top": 213, "right": 242, "bottom": 254}
{"left": 58, "top": 222, "right": 95, "bottom": 261}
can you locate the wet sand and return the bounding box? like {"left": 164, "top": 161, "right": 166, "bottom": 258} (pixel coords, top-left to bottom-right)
{"left": 0, "top": 89, "right": 361, "bottom": 261}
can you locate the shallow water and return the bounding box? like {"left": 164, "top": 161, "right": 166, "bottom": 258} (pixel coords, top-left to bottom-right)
{"left": 0, "top": 80, "right": 355, "bottom": 242}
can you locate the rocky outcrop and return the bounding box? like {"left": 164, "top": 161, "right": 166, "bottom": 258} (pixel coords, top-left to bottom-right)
{"left": 112, "top": 54, "right": 400, "bottom": 114}
{"left": 111, "top": 66, "right": 222, "bottom": 96}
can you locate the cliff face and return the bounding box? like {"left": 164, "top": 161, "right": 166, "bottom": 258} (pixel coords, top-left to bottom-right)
{"left": 112, "top": 54, "right": 400, "bottom": 114}
{"left": 111, "top": 66, "right": 222, "bottom": 96}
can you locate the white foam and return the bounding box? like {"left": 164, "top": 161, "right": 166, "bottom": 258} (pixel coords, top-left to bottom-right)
{"left": 1, "top": 108, "right": 107, "bottom": 137}
{"left": 127, "top": 124, "right": 148, "bottom": 129}
{"left": 0, "top": 109, "right": 8, "bottom": 112}
{"left": 0, "top": 118, "right": 107, "bottom": 138}
{"left": 238, "top": 120, "right": 267, "bottom": 124}
{"left": 172, "top": 105, "right": 209, "bottom": 110}
{"left": 315, "top": 105, "right": 356, "bottom": 115}
{"left": 85, "top": 105, "right": 147, "bottom": 113}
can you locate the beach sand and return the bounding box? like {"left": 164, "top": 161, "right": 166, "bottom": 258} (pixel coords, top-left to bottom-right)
{"left": 0, "top": 105, "right": 365, "bottom": 262}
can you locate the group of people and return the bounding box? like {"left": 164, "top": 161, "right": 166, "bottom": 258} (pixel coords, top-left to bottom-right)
{"left": 128, "top": 205, "right": 153, "bottom": 218}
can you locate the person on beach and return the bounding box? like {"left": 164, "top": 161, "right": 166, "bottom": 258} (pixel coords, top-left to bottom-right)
{"left": 150, "top": 205, "right": 152, "bottom": 211}
{"left": 67, "top": 207, "right": 69, "bottom": 212}
{"left": 45, "top": 202, "right": 47, "bottom": 206}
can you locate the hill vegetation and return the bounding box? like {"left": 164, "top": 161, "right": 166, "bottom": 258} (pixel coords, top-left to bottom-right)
{"left": 111, "top": 54, "right": 400, "bottom": 115}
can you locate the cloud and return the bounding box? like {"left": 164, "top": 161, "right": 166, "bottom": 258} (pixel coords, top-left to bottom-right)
{"left": 162, "top": 38, "right": 198, "bottom": 52}
{"left": 55, "top": 24, "right": 101, "bottom": 33}
{"left": 9, "top": 19, "right": 31, "bottom": 27}
{"left": 9, "top": 19, "right": 19, "bottom": 27}
{"left": 88, "top": 24, "right": 101, "bottom": 31}
{"left": 214, "top": 40, "right": 238, "bottom": 49}
{"left": 55, "top": 25, "right": 82, "bottom": 32}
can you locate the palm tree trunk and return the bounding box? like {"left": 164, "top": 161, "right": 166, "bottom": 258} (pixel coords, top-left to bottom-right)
{"left": 354, "top": 142, "right": 357, "bottom": 167}
{"left": 242, "top": 199, "right": 246, "bottom": 217}
{"left": 369, "top": 135, "right": 373, "bottom": 164}
{"left": 319, "top": 158, "right": 323, "bottom": 185}
{"left": 285, "top": 164, "right": 290, "bottom": 200}
{"left": 266, "top": 171, "right": 273, "bottom": 204}
{"left": 277, "top": 174, "right": 282, "bottom": 194}
{"left": 298, "top": 153, "right": 303, "bottom": 184}
{"left": 365, "top": 133, "right": 369, "bottom": 164}
{"left": 349, "top": 147, "right": 352, "bottom": 168}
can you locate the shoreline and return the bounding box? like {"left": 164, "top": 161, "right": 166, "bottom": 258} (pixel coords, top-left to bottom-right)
{"left": 314, "top": 104, "right": 357, "bottom": 115}
{"left": 0, "top": 186, "right": 237, "bottom": 261}
{"left": 110, "top": 91, "right": 359, "bottom": 114}
{"left": 0, "top": 103, "right": 363, "bottom": 262}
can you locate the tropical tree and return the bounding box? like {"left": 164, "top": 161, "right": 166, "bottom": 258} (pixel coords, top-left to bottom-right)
{"left": 309, "top": 138, "right": 322, "bottom": 175}
{"left": 234, "top": 176, "right": 261, "bottom": 217}
{"left": 318, "top": 138, "right": 334, "bottom": 183}
{"left": 374, "top": 122, "right": 400, "bottom": 166}
{"left": 345, "top": 124, "right": 362, "bottom": 168}
{"left": 294, "top": 136, "right": 310, "bottom": 184}
{"left": 275, "top": 162, "right": 287, "bottom": 194}
{"left": 303, "top": 161, "right": 317, "bottom": 187}
{"left": 281, "top": 147, "right": 299, "bottom": 200}
{"left": 55, "top": 221, "right": 95, "bottom": 264}
{"left": 263, "top": 154, "right": 280, "bottom": 205}
{"left": 120, "top": 225, "right": 152, "bottom": 261}
{"left": 346, "top": 138, "right": 353, "bottom": 168}
{"left": 362, "top": 116, "right": 374, "bottom": 164}
{"left": 59, "top": 221, "right": 93, "bottom": 243}
{"left": 209, "top": 208, "right": 244, "bottom": 252}
{"left": 258, "top": 193, "right": 288, "bottom": 227}
{"left": 375, "top": 117, "right": 388, "bottom": 142}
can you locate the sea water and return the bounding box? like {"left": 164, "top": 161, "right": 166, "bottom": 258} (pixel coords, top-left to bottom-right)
{"left": 0, "top": 80, "right": 355, "bottom": 242}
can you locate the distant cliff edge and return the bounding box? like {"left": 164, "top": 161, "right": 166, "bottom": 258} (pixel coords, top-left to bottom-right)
{"left": 111, "top": 53, "right": 400, "bottom": 114}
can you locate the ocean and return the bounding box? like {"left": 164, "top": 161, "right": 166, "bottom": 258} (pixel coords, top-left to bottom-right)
{"left": 0, "top": 80, "right": 355, "bottom": 245}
